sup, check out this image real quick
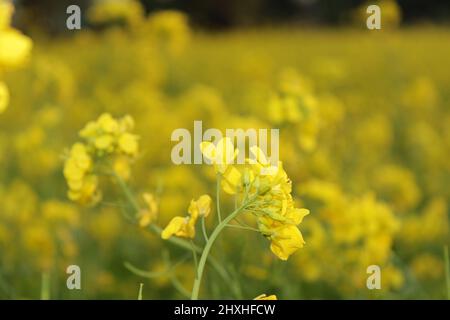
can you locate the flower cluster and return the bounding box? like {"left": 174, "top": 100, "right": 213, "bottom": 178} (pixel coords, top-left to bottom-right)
{"left": 200, "top": 137, "right": 309, "bottom": 261}
{"left": 63, "top": 113, "right": 139, "bottom": 205}
{"left": 0, "top": 1, "right": 32, "bottom": 113}
{"left": 63, "top": 143, "right": 99, "bottom": 205}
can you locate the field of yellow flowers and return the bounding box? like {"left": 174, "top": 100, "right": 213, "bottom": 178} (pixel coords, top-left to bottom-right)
{"left": 0, "top": 1, "right": 449, "bottom": 300}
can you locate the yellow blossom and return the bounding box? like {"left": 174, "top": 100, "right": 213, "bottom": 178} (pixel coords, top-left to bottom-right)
{"left": 118, "top": 132, "right": 139, "bottom": 155}
{"left": 200, "top": 137, "right": 239, "bottom": 174}
{"left": 0, "top": 81, "right": 9, "bottom": 113}
{"left": 269, "top": 225, "right": 305, "bottom": 261}
{"left": 0, "top": 29, "right": 32, "bottom": 69}
{"left": 94, "top": 134, "right": 114, "bottom": 151}
{"left": 161, "top": 194, "right": 210, "bottom": 239}
{"left": 0, "top": 2, "right": 13, "bottom": 29}
{"left": 138, "top": 193, "right": 158, "bottom": 227}
{"left": 161, "top": 216, "right": 195, "bottom": 239}
{"left": 98, "top": 113, "right": 119, "bottom": 133}
{"left": 189, "top": 194, "right": 212, "bottom": 218}
{"left": 254, "top": 294, "right": 277, "bottom": 300}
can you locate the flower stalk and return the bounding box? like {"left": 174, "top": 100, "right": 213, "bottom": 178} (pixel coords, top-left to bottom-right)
{"left": 190, "top": 196, "right": 256, "bottom": 300}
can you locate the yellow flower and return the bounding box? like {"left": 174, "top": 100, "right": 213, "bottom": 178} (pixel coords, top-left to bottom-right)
{"left": 0, "top": 81, "right": 9, "bottom": 113}
{"left": 118, "top": 132, "right": 139, "bottom": 155}
{"left": 138, "top": 193, "right": 158, "bottom": 227}
{"left": 63, "top": 143, "right": 101, "bottom": 205}
{"left": 0, "top": 29, "right": 32, "bottom": 69}
{"left": 161, "top": 194, "right": 210, "bottom": 239}
{"left": 254, "top": 294, "right": 277, "bottom": 300}
{"left": 94, "top": 134, "right": 114, "bottom": 151}
{"left": 206, "top": 143, "right": 309, "bottom": 261}
{"left": 63, "top": 143, "right": 92, "bottom": 181}
{"left": 189, "top": 194, "right": 212, "bottom": 218}
{"left": 67, "top": 174, "right": 101, "bottom": 205}
{"left": 269, "top": 224, "right": 305, "bottom": 261}
{"left": 119, "top": 114, "right": 135, "bottom": 131}
{"left": 200, "top": 137, "right": 239, "bottom": 174}
{"left": 65, "top": 114, "right": 139, "bottom": 206}
{"left": 161, "top": 216, "right": 195, "bottom": 239}
{"left": 79, "top": 113, "right": 139, "bottom": 156}
{"left": 221, "top": 165, "right": 244, "bottom": 194}
{"left": 79, "top": 121, "right": 98, "bottom": 139}
{"left": 97, "top": 113, "right": 119, "bottom": 133}
{"left": 0, "top": 2, "right": 13, "bottom": 30}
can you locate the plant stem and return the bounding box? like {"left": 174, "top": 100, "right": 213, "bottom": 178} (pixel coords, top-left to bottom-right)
{"left": 226, "top": 223, "right": 260, "bottom": 233}
{"left": 114, "top": 172, "right": 199, "bottom": 253}
{"left": 191, "top": 197, "right": 255, "bottom": 300}
{"left": 40, "top": 272, "right": 50, "bottom": 300}
{"left": 445, "top": 245, "right": 450, "bottom": 300}
{"left": 137, "top": 283, "right": 144, "bottom": 300}
{"left": 169, "top": 274, "right": 191, "bottom": 298}
{"left": 201, "top": 216, "right": 209, "bottom": 242}
{"left": 190, "top": 241, "right": 199, "bottom": 277}
{"left": 114, "top": 172, "right": 239, "bottom": 297}
{"left": 216, "top": 174, "right": 222, "bottom": 223}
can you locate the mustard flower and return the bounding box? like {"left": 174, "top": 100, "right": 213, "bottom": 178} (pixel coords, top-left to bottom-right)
{"left": 200, "top": 143, "right": 309, "bottom": 261}
{"left": 189, "top": 194, "right": 212, "bottom": 218}
{"left": 79, "top": 113, "right": 139, "bottom": 158}
{"left": 64, "top": 113, "right": 139, "bottom": 205}
{"left": 0, "top": 2, "right": 13, "bottom": 28}
{"left": 0, "top": 29, "right": 32, "bottom": 68}
{"left": 138, "top": 193, "right": 158, "bottom": 227}
{"left": 63, "top": 143, "right": 101, "bottom": 205}
{"left": 254, "top": 294, "right": 277, "bottom": 300}
{"left": 200, "top": 137, "right": 239, "bottom": 174}
{"left": 161, "top": 194, "right": 211, "bottom": 239}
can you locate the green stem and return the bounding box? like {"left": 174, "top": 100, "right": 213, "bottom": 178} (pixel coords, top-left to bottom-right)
{"left": 191, "top": 197, "right": 255, "bottom": 300}
{"left": 190, "top": 241, "right": 199, "bottom": 277}
{"left": 201, "top": 217, "right": 209, "bottom": 242}
{"left": 114, "top": 173, "right": 140, "bottom": 215}
{"left": 137, "top": 283, "right": 144, "bottom": 300}
{"left": 226, "top": 223, "right": 261, "bottom": 233}
{"left": 216, "top": 174, "right": 222, "bottom": 223}
{"left": 40, "top": 273, "right": 50, "bottom": 300}
{"left": 445, "top": 245, "right": 450, "bottom": 300}
{"left": 169, "top": 274, "right": 191, "bottom": 298}
{"left": 114, "top": 172, "right": 200, "bottom": 253}
{"left": 125, "top": 260, "right": 191, "bottom": 298}
{"left": 114, "top": 173, "right": 239, "bottom": 297}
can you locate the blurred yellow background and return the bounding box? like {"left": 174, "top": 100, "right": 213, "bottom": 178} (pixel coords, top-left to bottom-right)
{"left": 0, "top": 0, "right": 449, "bottom": 299}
